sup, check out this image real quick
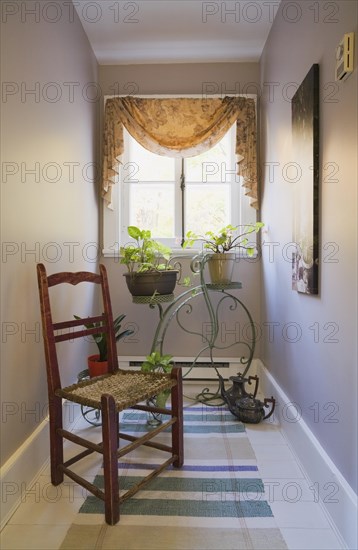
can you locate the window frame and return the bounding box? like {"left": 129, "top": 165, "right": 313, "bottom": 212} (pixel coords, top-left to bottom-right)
{"left": 102, "top": 94, "right": 258, "bottom": 258}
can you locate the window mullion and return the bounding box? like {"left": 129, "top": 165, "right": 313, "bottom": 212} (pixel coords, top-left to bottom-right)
{"left": 174, "top": 158, "right": 183, "bottom": 246}
{"left": 180, "top": 158, "right": 185, "bottom": 246}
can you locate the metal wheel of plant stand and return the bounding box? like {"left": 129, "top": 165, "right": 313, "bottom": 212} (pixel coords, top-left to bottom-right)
{"left": 132, "top": 254, "right": 257, "bottom": 406}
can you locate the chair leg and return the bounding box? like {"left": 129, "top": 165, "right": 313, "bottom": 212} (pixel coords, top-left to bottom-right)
{"left": 171, "top": 368, "right": 184, "bottom": 468}
{"left": 49, "top": 395, "right": 64, "bottom": 485}
{"left": 101, "top": 394, "right": 120, "bottom": 525}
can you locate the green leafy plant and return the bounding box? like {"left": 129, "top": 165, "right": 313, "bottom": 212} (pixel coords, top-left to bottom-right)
{"left": 183, "top": 222, "right": 264, "bottom": 256}
{"left": 141, "top": 351, "right": 174, "bottom": 408}
{"left": 141, "top": 351, "right": 174, "bottom": 373}
{"left": 74, "top": 313, "right": 133, "bottom": 362}
{"left": 120, "top": 226, "right": 172, "bottom": 273}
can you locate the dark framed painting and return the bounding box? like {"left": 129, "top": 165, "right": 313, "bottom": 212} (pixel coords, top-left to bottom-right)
{"left": 291, "top": 64, "right": 319, "bottom": 295}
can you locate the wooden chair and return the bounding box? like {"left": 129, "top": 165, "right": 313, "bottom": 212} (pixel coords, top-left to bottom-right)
{"left": 36, "top": 263, "right": 183, "bottom": 525}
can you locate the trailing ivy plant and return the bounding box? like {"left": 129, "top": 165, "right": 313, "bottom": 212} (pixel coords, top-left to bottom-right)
{"left": 120, "top": 226, "right": 172, "bottom": 273}
{"left": 141, "top": 351, "right": 174, "bottom": 408}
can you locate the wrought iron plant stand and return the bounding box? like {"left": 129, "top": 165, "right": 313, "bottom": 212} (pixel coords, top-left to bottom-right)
{"left": 133, "top": 254, "right": 275, "bottom": 423}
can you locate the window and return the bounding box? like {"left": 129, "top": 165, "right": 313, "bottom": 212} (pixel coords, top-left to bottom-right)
{"left": 102, "top": 98, "right": 256, "bottom": 256}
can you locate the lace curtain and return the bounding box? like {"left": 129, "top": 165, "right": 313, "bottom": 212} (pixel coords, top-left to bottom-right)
{"left": 102, "top": 96, "right": 258, "bottom": 209}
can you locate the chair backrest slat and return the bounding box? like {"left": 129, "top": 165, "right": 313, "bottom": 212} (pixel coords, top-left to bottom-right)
{"left": 54, "top": 325, "right": 108, "bottom": 343}
{"left": 47, "top": 271, "right": 102, "bottom": 287}
{"left": 53, "top": 315, "right": 106, "bottom": 331}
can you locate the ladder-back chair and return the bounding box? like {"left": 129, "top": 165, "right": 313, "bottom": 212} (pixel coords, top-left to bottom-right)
{"left": 36, "top": 263, "right": 183, "bottom": 525}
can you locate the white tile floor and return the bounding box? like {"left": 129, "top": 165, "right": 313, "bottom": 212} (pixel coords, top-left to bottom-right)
{"left": 245, "top": 423, "right": 346, "bottom": 549}
{"left": 0, "top": 383, "right": 346, "bottom": 550}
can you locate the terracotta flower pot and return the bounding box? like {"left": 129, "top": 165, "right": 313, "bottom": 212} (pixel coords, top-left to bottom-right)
{"left": 87, "top": 354, "right": 108, "bottom": 377}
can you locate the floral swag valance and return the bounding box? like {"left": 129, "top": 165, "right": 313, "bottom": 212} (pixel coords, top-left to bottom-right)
{"left": 102, "top": 96, "right": 258, "bottom": 209}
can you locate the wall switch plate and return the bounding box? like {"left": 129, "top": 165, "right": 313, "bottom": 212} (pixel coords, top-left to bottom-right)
{"left": 335, "top": 32, "right": 355, "bottom": 81}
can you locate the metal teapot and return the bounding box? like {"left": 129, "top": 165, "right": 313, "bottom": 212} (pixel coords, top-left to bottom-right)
{"left": 234, "top": 396, "right": 276, "bottom": 424}
{"left": 218, "top": 372, "right": 259, "bottom": 403}
{"left": 218, "top": 372, "right": 275, "bottom": 423}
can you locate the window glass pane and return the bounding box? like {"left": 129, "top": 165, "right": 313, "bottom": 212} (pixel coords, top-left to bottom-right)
{"left": 128, "top": 138, "right": 175, "bottom": 181}
{"left": 129, "top": 183, "right": 174, "bottom": 238}
{"left": 185, "top": 184, "right": 231, "bottom": 235}
{"left": 186, "top": 128, "right": 232, "bottom": 183}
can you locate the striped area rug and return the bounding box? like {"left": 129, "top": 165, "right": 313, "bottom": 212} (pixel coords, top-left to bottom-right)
{"left": 61, "top": 404, "right": 287, "bottom": 549}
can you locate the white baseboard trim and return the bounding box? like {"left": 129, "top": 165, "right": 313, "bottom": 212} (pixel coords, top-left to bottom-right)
{"left": 119, "top": 355, "right": 259, "bottom": 380}
{"left": 257, "top": 360, "right": 357, "bottom": 550}
{"left": 0, "top": 401, "right": 81, "bottom": 531}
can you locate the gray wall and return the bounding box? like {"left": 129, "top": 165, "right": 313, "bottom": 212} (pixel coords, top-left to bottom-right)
{"left": 99, "top": 63, "right": 263, "bottom": 360}
{"left": 260, "top": 0, "right": 357, "bottom": 491}
{"left": 1, "top": 3, "right": 99, "bottom": 465}
{"left": 100, "top": 62, "right": 260, "bottom": 96}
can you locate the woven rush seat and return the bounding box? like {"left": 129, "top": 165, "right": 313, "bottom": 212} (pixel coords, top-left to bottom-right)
{"left": 57, "top": 369, "right": 176, "bottom": 412}
{"left": 37, "top": 263, "right": 184, "bottom": 525}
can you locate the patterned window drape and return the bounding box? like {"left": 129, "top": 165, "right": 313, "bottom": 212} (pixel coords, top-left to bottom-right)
{"left": 102, "top": 96, "right": 258, "bottom": 209}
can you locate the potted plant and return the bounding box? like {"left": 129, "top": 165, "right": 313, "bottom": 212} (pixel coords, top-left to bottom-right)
{"left": 141, "top": 351, "right": 174, "bottom": 425}
{"left": 74, "top": 313, "right": 134, "bottom": 377}
{"left": 183, "top": 222, "right": 264, "bottom": 284}
{"left": 120, "top": 226, "right": 178, "bottom": 297}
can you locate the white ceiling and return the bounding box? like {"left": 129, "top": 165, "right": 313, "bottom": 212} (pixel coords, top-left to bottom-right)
{"left": 74, "top": 0, "right": 280, "bottom": 65}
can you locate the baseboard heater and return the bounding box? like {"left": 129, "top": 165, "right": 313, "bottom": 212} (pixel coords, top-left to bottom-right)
{"left": 119, "top": 357, "right": 253, "bottom": 381}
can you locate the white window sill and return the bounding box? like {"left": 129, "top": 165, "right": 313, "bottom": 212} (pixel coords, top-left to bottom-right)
{"left": 102, "top": 248, "right": 258, "bottom": 260}
{"left": 102, "top": 247, "right": 199, "bottom": 259}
